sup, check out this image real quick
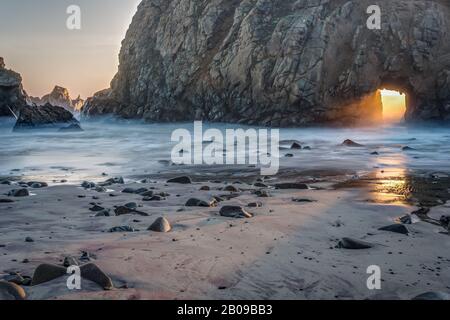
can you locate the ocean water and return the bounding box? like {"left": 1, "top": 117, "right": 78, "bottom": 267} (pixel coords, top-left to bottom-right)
{"left": 1, "top": 117, "right": 450, "bottom": 184}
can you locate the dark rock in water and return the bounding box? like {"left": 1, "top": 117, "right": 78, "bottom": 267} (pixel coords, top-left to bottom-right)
{"left": 370, "top": 151, "right": 379, "bottom": 155}
{"left": 248, "top": 202, "right": 263, "bottom": 208}
{"left": 7, "top": 188, "right": 29, "bottom": 197}
{"left": 109, "top": 226, "right": 135, "bottom": 233}
{"left": 0, "top": 180, "right": 12, "bottom": 185}
{"left": 439, "top": 215, "right": 450, "bottom": 228}
{"left": 167, "top": 176, "right": 192, "bottom": 184}
{"left": 63, "top": 256, "right": 79, "bottom": 267}
{"left": 220, "top": 206, "right": 253, "bottom": 218}
{"left": 284, "top": 154, "right": 294, "bottom": 158}
{"left": 80, "top": 263, "right": 114, "bottom": 290}
{"left": 2, "top": 274, "right": 25, "bottom": 286}
{"left": 25, "top": 237, "right": 34, "bottom": 243}
{"left": 58, "top": 123, "right": 83, "bottom": 132}
{"left": 303, "top": 146, "right": 312, "bottom": 150}
{"left": 13, "top": 104, "right": 79, "bottom": 131}
{"left": 79, "top": 251, "right": 92, "bottom": 262}
{"left": 95, "top": 186, "right": 107, "bottom": 193}
{"left": 338, "top": 238, "right": 373, "bottom": 249}
{"left": 254, "top": 182, "right": 268, "bottom": 188}
{"left": 89, "top": 205, "right": 106, "bottom": 212}
{"left": 102, "top": 177, "right": 125, "bottom": 185}
{"left": 342, "top": 139, "right": 364, "bottom": 147}
{"left": 0, "top": 281, "right": 26, "bottom": 300}
{"left": 213, "top": 196, "right": 225, "bottom": 203}
{"left": 148, "top": 217, "right": 172, "bottom": 233}
{"left": 185, "top": 198, "right": 217, "bottom": 207}
{"left": 402, "top": 146, "right": 416, "bottom": 151}
{"left": 199, "top": 186, "right": 210, "bottom": 191}
{"left": 223, "top": 185, "right": 239, "bottom": 192}
{"left": 291, "top": 142, "right": 302, "bottom": 150}
{"left": 27, "top": 181, "right": 48, "bottom": 188}
{"left": 31, "top": 264, "right": 67, "bottom": 286}
{"left": 378, "top": 224, "right": 410, "bottom": 235}
{"left": 412, "top": 292, "right": 449, "bottom": 300}
{"left": 81, "top": 181, "right": 96, "bottom": 189}
{"left": 0, "top": 198, "right": 14, "bottom": 203}
{"left": 114, "top": 206, "right": 149, "bottom": 216}
{"left": 274, "top": 183, "right": 308, "bottom": 190}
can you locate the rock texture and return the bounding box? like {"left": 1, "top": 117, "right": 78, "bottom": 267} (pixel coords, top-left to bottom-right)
{"left": 82, "top": 0, "right": 450, "bottom": 126}
{"left": 0, "top": 57, "right": 28, "bottom": 117}
{"left": 30, "top": 86, "right": 82, "bottom": 112}
{"left": 13, "top": 103, "right": 80, "bottom": 131}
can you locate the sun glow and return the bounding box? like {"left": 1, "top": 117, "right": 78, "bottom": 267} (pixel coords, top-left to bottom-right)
{"left": 380, "top": 89, "right": 406, "bottom": 123}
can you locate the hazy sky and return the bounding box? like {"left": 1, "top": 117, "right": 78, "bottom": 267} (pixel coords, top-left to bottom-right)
{"left": 0, "top": 0, "right": 141, "bottom": 98}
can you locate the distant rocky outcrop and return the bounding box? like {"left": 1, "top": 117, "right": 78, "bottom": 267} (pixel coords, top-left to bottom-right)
{"left": 82, "top": 0, "right": 450, "bottom": 126}
{"left": 13, "top": 103, "right": 80, "bottom": 131}
{"left": 30, "top": 86, "right": 83, "bottom": 112}
{"left": 0, "top": 57, "right": 28, "bottom": 117}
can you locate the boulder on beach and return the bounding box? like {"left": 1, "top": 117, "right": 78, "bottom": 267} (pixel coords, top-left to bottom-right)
{"left": 378, "top": 224, "right": 410, "bottom": 235}
{"left": 148, "top": 217, "right": 172, "bottom": 233}
{"left": 13, "top": 103, "right": 81, "bottom": 131}
{"left": 31, "top": 264, "right": 67, "bottom": 286}
{"left": 167, "top": 176, "right": 192, "bottom": 184}
{"left": 0, "top": 281, "right": 27, "bottom": 300}
{"left": 338, "top": 238, "right": 373, "bottom": 250}
{"left": 220, "top": 206, "right": 253, "bottom": 219}
{"left": 80, "top": 263, "right": 114, "bottom": 290}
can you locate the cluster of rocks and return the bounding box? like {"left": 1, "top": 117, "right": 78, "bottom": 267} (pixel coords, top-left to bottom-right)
{"left": 30, "top": 85, "right": 84, "bottom": 112}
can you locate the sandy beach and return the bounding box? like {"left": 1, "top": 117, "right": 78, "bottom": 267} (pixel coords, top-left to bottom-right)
{"left": 1, "top": 164, "right": 449, "bottom": 300}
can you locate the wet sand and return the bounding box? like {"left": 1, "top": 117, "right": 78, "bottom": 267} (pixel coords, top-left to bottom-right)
{"left": 0, "top": 168, "right": 449, "bottom": 300}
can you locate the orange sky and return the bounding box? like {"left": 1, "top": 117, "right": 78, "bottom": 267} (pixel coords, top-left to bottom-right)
{"left": 0, "top": 0, "right": 141, "bottom": 99}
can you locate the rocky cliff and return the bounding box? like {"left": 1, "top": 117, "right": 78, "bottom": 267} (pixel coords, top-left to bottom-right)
{"left": 30, "top": 86, "right": 82, "bottom": 112}
{"left": 0, "top": 58, "right": 28, "bottom": 117}
{"left": 83, "top": 0, "right": 450, "bottom": 126}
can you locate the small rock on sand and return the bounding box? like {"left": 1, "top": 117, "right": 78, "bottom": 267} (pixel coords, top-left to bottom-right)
{"left": 80, "top": 263, "right": 114, "bottom": 290}
{"left": 200, "top": 186, "right": 210, "bottom": 191}
{"left": 223, "top": 185, "right": 240, "bottom": 192}
{"left": 0, "top": 281, "right": 26, "bottom": 300}
{"left": 185, "top": 198, "right": 217, "bottom": 207}
{"left": 378, "top": 224, "right": 410, "bottom": 235}
{"left": 109, "top": 226, "right": 135, "bottom": 233}
{"left": 148, "top": 217, "right": 172, "bottom": 233}
{"left": 220, "top": 206, "right": 253, "bottom": 219}
{"left": 248, "top": 202, "right": 263, "bottom": 208}
{"left": 338, "top": 238, "right": 373, "bottom": 249}
{"left": 412, "top": 292, "right": 449, "bottom": 300}
{"left": 255, "top": 190, "right": 270, "bottom": 198}
{"left": 25, "top": 237, "right": 34, "bottom": 243}
{"left": 31, "top": 264, "right": 67, "bottom": 286}
{"left": 89, "top": 205, "right": 106, "bottom": 212}
{"left": 114, "top": 206, "right": 149, "bottom": 216}
{"left": 274, "top": 183, "right": 308, "bottom": 190}
{"left": 254, "top": 182, "right": 268, "bottom": 188}
{"left": 167, "top": 176, "right": 192, "bottom": 184}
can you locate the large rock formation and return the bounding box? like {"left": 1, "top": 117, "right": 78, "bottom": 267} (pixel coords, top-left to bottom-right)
{"left": 30, "top": 86, "right": 82, "bottom": 112}
{"left": 83, "top": 0, "right": 450, "bottom": 126}
{"left": 0, "top": 58, "right": 28, "bottom": 117}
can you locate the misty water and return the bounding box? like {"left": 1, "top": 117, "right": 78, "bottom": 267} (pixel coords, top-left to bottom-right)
{"left": 1, "top": 117, "right": 450, "bottom": 184}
